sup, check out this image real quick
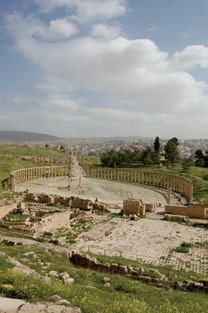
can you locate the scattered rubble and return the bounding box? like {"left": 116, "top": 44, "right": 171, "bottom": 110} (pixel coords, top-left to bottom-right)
{"left": 69, "top": 251, "right": 208, "bottom": 293}
{"left": 0, "top": 297, "right": 81, "bottom": 313}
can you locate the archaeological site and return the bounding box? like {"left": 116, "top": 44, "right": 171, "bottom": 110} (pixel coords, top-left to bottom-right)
{"left": 0, "top": 151, "right": 207, "bottom": 313}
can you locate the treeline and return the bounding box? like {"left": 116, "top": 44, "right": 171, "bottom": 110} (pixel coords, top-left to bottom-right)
{"left": 195, "top": 149, "right": 208, "bottom": 167}
{"left": 100, "top": 137, "right": 180, "bottom": 168}
{"left": 100, "top": 147, "right": 159, "bottom": 168}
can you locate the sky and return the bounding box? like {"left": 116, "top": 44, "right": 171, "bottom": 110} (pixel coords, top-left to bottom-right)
{"left": 1, "top": 0, "right": 208, "bottom": 139}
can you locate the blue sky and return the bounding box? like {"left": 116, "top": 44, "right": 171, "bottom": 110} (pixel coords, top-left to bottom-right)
{"left": 1, "top": 0, "right": 208, "bottom": 138}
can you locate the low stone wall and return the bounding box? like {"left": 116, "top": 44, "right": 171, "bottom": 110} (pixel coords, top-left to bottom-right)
{"left": 0, "top": 196, "right": 23, "bottom": 220}
{"left": 32, "top": 210, "right": 71, "bottom": 237}
{"left": 165, "top": 202, "right": 208, "bottom": 219}
{"left": 23, "top": 193, "right": 106, "bottom": 212}
{"left": 69, "top": 251, "right": 208, "bottom": 293}
{"left": 123, "top": 199, "right": 156, "bottom": 216}
{"left": 21, "top": 155, "right": 68, "bottom": 164}
{"left": 164, "top": 214, "right": 189, "bottom": 222}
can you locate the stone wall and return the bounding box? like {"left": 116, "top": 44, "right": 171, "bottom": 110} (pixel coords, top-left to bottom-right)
{"left": 0, "top": 196, "right": 23, "bottom": 219}
{"left": 165, "top": 202, "right": 208, "bottom": 219}
{"left": 69, "top": 251, "right": 208, "bottom": 293}
{"left": 81, "top": 164, "right": 193, "bottom": 202}
{"left": 10, "top": 166, "right": 69, "bottom": 192}
{"left": 123, "top": 199, "right": 156, "bottom": 216}
{"left": 123, "top": 199, "right": 146, "bottom": 216}
{"left": 32, "top": 210, "right": 71, "bottom": 237}
{"left": 21, "top": 155, "right": 68, "bottom": 164}
{"left": 23, "top": 193, "right": 105, "bottom": 212}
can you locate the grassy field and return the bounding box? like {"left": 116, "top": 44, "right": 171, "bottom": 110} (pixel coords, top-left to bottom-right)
{"left": 0, "top": 144, "right": 71, "bottom": 198}
{"left": 0, "top": 245, "right": 207, "bottom": 313}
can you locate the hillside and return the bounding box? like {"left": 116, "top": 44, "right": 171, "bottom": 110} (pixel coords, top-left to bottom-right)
{"left": 0, "top": 130, "right": 60, "bottom": 142}
{"left": 0, "top": 145, "right": 207, "bottom": 312}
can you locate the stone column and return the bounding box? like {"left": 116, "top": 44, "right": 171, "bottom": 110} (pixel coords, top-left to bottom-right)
{"left": 10, "top": 173, "right": 15, "bottom": 192}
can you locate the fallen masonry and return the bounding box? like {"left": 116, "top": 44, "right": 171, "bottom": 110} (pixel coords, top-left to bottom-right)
{"left": 68, "top": 251, "right": 208, "bottom": 293}
{"left": 0, "top": 297, "right": 81, "bottom": 313}
{"left": 0, "top": 193, "right": 108, "bottom": 238}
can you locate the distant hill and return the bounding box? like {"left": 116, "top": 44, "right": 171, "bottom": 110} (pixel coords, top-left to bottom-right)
{"left": 0, "top": 131, "right": 60, "bottom": 142}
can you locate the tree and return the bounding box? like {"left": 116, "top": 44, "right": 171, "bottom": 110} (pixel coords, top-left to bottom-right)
{"left": 100, "top": 152, "right": 110, "bottom": 167}
{"left": 182, "top": 157, "right": 194, "bottom": 170}
{"left": 141, "top": 146, "right": 154, "bottom": 165}
{"left": 132, "top": 149, "right": 141, "bottom": 163}
{"left": 100, "top": 149, "right": 119, "bottom": 167}
{"left": 195, "top": 149, "right": 205, "bottom": 167}
{"left": 153, "top": 136, "right": 160, "bottom": 164}
{"left": 154, "top": 136, "right": 160, "bottom": 154}
{"left": 164, "top": 137, "right": 179, "bottom": 167}
{"left": 122, "top": 149, "right": 134, "bottom": 164}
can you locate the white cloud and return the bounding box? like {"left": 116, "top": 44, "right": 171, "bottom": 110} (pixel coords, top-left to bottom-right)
{"left": 37, "top": 76, "right": 79, "bottom": 114}
{"left": 32, "top": 0, "right": 127, "bottom": 22}
{"left": 5, "top": 12, "right": 78, "bottom": 42}
{"left": 73, "top": 0, "right": 127, "bottom": 23}
{"left": 37, "top": 76, "right": 74, "bottom": 94}
{"left": 4, "top": 2, "right": 208, "bottom": 138}
{"left": 91, "top": 23, "right": 120, "bottom": 39}
{"left": 42, "top": 94, "right": 79, "bottom": 113}
{"left": 171, "top": 45, "right": 208, "bottom": 70}
{"left": 49, "top": 18, "right": 78, "bottom": 37}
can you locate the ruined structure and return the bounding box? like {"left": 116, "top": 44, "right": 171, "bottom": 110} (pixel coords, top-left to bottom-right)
{"left": 165, "top": 202, "right": 208, "bottom": 219}
{"left": 123, "top": 199, "right": 156, "bottom": 216}
{"left": 81, "top": 164, "right": 193, "bottom": 202}
{"left": 10, "top": 157, "right": 193, "bottom": 203}
{"left": 10, "top": 166, "right": 69, "bottom": 192}
{"left": 21, "top": 155, "right": 68, "bottom": 164}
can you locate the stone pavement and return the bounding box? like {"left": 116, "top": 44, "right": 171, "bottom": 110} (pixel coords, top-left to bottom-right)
{"left": 72, "top": 217, "right": 207, "bottom": 274}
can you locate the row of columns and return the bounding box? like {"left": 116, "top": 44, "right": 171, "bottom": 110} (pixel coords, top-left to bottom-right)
{"left": 10, "top": 166, "right": 69, "bottom": 192}
{"left": 84, "top": 166, "right": 193, "bottom": 202}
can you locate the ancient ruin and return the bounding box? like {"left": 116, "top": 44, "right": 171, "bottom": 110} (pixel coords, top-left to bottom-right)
{"left": 10, "top": 163, "right": 193, "bottom": 203}
{"left": 81, "top": 163, "right": 193, "bottom": 202}
{"left": 165, "top": 202, "right": 208, "bottom": 219}
{"left": 123, "top": 198, "right": 156, "bottom": 216}
{"left": 10, "top": 166, "right": 69, "bottom": 192}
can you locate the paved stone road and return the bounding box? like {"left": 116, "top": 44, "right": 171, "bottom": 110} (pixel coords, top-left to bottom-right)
{"left": 72, "top": 216, "right": 207, "bottom": 274}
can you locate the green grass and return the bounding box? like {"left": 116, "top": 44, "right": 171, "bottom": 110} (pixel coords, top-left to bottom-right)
{"left": 0, "top": 144, "right": 71, "bottom": 198}
{"left": 86, "top": 252, "right": 205, "bottom": 284}
{"left": 0, "top": 245, "right": 207, "bottom": 313}
{"left": 174, "top": 242, "right": 193, "bottom": 254}
{"left": 0, "top": 144, "right": 69, "bottom": 158}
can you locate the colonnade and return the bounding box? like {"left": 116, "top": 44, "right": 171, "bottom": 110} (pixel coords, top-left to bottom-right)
{"left": 82, "top": 165, "right": 193, "bottom": 202}
{"left": 10, "top": 162, "right": 194, "bottom": 202}
{"left": 10, "top": 166, "right": 69, "bottom": 192}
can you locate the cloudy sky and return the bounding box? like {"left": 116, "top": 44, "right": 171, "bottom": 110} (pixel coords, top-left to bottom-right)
{"left": 1, "top": 0, "right": 208, "bottom": 138}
